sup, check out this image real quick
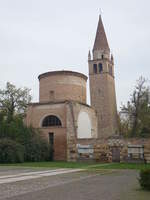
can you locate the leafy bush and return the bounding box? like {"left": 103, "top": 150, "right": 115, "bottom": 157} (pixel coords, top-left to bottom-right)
{"left": 24, "top": 132, "right": 50, "bottom": 162}
{"left": 0, "top": 117, "right": 50, "bottom": 163}
{"left": 139, "top": 169, "right": 150, "bottom": 190}
{"left": 0, "top": 139, "right": 24, "bottom": 163}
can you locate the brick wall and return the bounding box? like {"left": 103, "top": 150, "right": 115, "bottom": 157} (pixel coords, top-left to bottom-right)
{"left": 39, "top": 73, "right": 87, "bottom": 104}
{"left": 88, "top": 57, "right": 118, "bottom": 139}
{"left": 26, "top": 102, "right": 67, "bottom": 161}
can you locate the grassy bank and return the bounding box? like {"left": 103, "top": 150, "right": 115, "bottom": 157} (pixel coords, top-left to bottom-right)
{"left": 0, "top": 162, "right": 150, "bottom": 170}
{"left": 88, "top": 163, "right": 150, "bottom": 170}
{"left": 0, "top": 161, "right": 91, "bottom": 169}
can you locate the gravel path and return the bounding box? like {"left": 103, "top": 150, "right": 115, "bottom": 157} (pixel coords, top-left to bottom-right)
{"left": 0, "top": 167, "right": 149, "bottom": 200}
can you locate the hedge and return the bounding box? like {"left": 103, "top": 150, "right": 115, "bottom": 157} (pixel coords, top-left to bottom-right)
{"left": 139, "top": 169, "right": 150, "bottom": 190}
{"left": 0, "top": 138, "right": 24, "bottom": 163}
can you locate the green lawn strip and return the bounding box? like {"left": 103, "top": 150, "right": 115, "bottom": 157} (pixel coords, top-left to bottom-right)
{"left": 88, "top": 163, "right": 150, "bottom": 170}
{"left": 0, "top": 161, "right": 92, "bottom": 169}
{"left": 0, "top": 162, "right": 150, "bottom": 171}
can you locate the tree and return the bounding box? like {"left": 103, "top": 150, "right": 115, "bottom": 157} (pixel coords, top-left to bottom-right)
{"left": 0, "top": 83, "right": 50, "bottom": 163}
{"left": 0, "top": 116, "right": 50, "bottom": 163}
{"left": 118, "top": 112, "right": 131, "bottom": 137}
{"left": 121, "top": 76, "right": 150, "bottom": 137}
{"left": 0, "top": 82, "right": 31, "bottom": 121}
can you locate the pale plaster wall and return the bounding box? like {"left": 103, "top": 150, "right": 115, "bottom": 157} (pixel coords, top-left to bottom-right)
{"left": 77, "top": 111, "right": 92, "bottom": 138}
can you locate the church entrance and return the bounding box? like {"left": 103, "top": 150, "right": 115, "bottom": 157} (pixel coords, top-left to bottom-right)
{"left": 112, "top": 147, "right": 120, "bottom": 162}
{"left": 49, "top": 132, "right": 54, "bottom": 161}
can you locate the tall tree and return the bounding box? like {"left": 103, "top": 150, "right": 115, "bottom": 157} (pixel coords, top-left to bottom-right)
{"left": 121, "top": 76, "right": 150, "bottom": 137}
{"left": 0, "top": 82, "right": 31, "bottom": 121}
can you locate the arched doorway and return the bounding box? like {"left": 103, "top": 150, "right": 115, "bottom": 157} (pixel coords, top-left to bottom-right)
{"left": 42, "top": 115, "right": 62, "bottom": 160}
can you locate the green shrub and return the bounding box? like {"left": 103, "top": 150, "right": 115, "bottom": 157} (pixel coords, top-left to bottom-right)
{"left": 24, "top": 133, "right": 50, "bottom": 162}
{"left": 139, "top": 169, "right": 150, "bottom": 190}
{"left": 0, "top": 116, "right": 50, "bottom": 163}
{"left": 0, "top": 139, "right": 24, "bottom": 163}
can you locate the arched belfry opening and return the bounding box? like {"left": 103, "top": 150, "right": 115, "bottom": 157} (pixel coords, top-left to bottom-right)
{"left": 42, "top": 115, "right": 62, "bottom": 127}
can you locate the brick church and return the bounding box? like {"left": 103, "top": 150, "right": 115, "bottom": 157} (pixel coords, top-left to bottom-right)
{"left": 26, "top": 16, "right": 150, "bottom": 163}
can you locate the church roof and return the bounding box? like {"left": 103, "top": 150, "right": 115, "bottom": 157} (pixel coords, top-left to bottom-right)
{"left": 93, "top": 15, "right": 110, "bottom": 52}
{"left": 38, "top": 70, "right": 87, "bottom": 81}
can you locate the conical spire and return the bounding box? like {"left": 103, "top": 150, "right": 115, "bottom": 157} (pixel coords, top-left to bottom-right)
{"left": 93, "top": 15, "right": 110, "bottom": 52}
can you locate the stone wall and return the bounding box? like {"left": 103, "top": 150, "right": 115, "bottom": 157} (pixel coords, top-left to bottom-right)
{"left": 66, "top": 102, "right": 77, "bottom": 162}
{"left": 66, "top": 101, "right": 98, "bottom": 161}
{"left": 68, "top": 136, "right": 150, "bottom": 163}
{"left": 120, "top": 138, "right": 150, "bottom": 163}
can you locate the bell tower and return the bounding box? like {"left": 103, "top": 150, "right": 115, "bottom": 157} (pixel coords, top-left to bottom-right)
{"left": 88, "top": 15, "right": 118, "bottom": 138}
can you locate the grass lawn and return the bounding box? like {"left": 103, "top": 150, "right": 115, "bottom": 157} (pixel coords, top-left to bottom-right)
{"left": 0, "top": 161, "right": 92, "bottom": 169}
{"left": 0, "top": 161, "right": 150, "bottom": 170}
{"left": 88, "top": 163, "right": 150, "bottom": 170}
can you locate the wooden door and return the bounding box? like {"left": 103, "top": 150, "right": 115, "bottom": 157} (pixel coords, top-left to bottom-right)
{"left": 112, "top": 147, "right": 120, "bottom": 162}
{"left": 49, "top": 132, "right": 54, "bottom": 161}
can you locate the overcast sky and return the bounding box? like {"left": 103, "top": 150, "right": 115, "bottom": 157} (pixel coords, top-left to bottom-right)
{"left": 0, "top": 0, "right": 150, "bottom": 109}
